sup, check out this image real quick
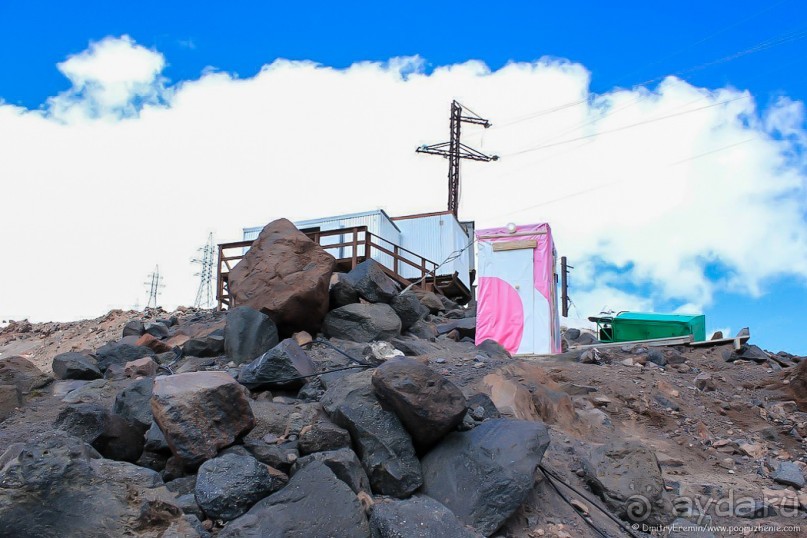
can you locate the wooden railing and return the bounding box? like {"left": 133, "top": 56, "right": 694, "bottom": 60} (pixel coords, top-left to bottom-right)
{"left": 216, "top": 226, "right": 439, "bottom": 310}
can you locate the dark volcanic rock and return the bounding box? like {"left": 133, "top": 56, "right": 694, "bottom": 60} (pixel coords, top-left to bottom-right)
{"left": 582, "top": 439, "right": 671, "bottom": 526}
{"left": 182, "top": 334, "right": 225, "bottom": 358}
{"left": 238, "top": 339, "right": 316, "bottom": 390}
{"left": 52, "top": 352, "right": 102, "bottom": 380}
{"left": 0, "top": 431, "right": 195, "bottom": 538}
{"left": 243, "top": 439, "right": 299, "bottom": 474}
{"left": 113, "top": 377, "right": 155, "bottom": 430}
{"left": 228, "top": 218, "right": 336, "bottom": 335}
{"left": 0, "top": 384, "right": 21, "bottom": 422}
{"left": 372, "top": 357, "right": 467, "bottom": 451}
{"left": 297, "top": 420, "right": 351, "bottom": 455}
{"left": 0, "top": 356, "right": 51, "bottom": 393}
{"left": 370, "top": 495, "right": 481, "bottom": 538}
{"left": 390, "top": 292, "right": 428, "bottom": 331}
{"left": 151, "top": 372, "right": 255, "bottom": 467}
{"left": 219, "top": 461, "right": 370, "bottom": 538}
{"left": 321, "top": 371, "right": 422, "bottom": 497}
{"left": 195, "top": 452, "right": 287, "bottom": 521}
{"left": 421, "top": 419, "right": 550, "bottom": 536}
{"left": 772, "top": 461, "right": 805, "bottom": 489}
{"left": 330, "top": 272, "right": 360, "bottom": 308}
{"left": 54, "top": 403, "right": 146, "bottom": 462}
{"left": 122, "top": 320, "right": 146, "bottom": 337}
{"left": 345, "top": 259, "right": 399, "bottom": 303}
{"left": 291, "top": 447, "right": 371, "bottom": 494}
{"left": 323, "top": 303, "right": 402, "bottom": 343}
{"left": 224, "top": 306, "right": 280, "bottom": 365}
{"left": 436, "top": 318, "right": 476, "bottom": 339}
{"left": 95, "top": 343, "right": 156, "bottom": 372}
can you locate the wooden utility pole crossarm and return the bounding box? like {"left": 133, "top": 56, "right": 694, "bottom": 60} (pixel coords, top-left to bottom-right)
{"left": 416, "top": 100, "right": 498, "bottom": 217}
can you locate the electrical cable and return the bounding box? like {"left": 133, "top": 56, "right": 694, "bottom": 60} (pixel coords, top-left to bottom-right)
{"left": 301, "top": 337, "right": 373, "bottom": 367}
{"left": 539, "top": 464, "right": 644, "bottom": 538}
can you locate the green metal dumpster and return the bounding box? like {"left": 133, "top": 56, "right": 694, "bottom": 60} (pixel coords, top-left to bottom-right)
{"left": 587, "top": 312, "right": 706, "bottom": 343}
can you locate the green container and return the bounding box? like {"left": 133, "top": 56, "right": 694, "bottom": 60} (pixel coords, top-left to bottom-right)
{"left": 589, "top": 312, "right": 706, "bottom": 343}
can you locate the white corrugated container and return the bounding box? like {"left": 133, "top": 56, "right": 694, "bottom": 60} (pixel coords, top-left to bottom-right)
{"left": 243, "top": 210, "right": 401, "bottom": 268}
{"left": 393, "top": 213, "right": 473, "bottom": 289}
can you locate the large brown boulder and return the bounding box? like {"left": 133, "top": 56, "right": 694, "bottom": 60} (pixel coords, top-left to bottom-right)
{"left": 228, "top": 219, "right": 336, "bottom": 335}
{"left": 151, "top": 372, "right": 255, "bottom": 467}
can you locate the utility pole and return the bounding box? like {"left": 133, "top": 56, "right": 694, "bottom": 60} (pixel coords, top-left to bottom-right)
{"left": 561, "top": 256, "right": 573, "bottom": 317}
{"left": 144, "top": 265, "right": 164, "bottom": 309}
{"left": 417, "top": 100, "right": 498, "bottom": 217}
{"left": 193, "top": 233, "right": 215, "bottom": 309}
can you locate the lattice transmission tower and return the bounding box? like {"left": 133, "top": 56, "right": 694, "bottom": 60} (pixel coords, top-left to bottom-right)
{"left": 193, "top": 233, "right": 215, "bottom": 309}
{"left": 144, "top": 265, "right": 165, "bottom": 309}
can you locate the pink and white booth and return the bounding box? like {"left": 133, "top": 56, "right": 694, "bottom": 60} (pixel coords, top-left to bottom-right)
{"left": 474, "top": 223, "right": 562, "bottom": 355}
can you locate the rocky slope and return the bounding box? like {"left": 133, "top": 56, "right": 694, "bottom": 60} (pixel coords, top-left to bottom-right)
{"left": 1, "top": 219, "right": 805, "bottom": 538}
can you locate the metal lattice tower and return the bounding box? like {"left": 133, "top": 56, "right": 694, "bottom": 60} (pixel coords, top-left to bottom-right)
{"left": 416, "top": 100, "right": 498, "bottom": 217}
{"left": 193, "top": 233, "right": 215, "bottom": 309}
{"left": 144, "top": 265, "right": 164, "bottom": 309}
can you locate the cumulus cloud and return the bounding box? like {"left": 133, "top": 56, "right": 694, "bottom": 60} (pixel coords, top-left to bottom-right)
{"left": 1, "top": 36, "right": 805, "bottom": 325}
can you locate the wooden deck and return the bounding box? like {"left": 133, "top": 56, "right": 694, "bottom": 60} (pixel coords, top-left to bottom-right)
{"left": 216, "top": 225, "right": 471, "bottom": 310}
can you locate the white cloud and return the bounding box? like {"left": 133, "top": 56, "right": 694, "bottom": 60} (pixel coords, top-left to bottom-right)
{"left": 48, "top": 35, "right": 167, "bottom": 120}
{"left": 1, "top": 36, "right": 806, "bottom": 324}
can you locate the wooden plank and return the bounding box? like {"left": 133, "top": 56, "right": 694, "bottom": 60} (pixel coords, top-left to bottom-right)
{"left": 492, "top": 239, "right": 537, "bottom": 252}
{"left": 570, "top": 334, "right": 694, "bottom": 350}
{"left": 688, "top": 335, "right": 751, "bottom": 349}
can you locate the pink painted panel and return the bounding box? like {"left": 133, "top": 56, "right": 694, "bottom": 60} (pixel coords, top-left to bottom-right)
{"left": 475, "top": 276, "right": 524, "bottom": 353}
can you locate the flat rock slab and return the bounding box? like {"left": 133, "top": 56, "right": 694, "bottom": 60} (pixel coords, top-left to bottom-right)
{"left": 772, "top": 461, "right": 805, "bottom": 489}
{"left": 219, "top": 461, "right": 370, "bottom": 538}
{"left": 421, "top": 418, "right": 550, "bottom": 536}
{"left": 370, "top": 495, "right": 482, "bottom": 538}
{"left": 372, "top": 357, "right": 467, "bottom": 451}
{"left": 151, "top": 371, "right": 255, "bottom": 467}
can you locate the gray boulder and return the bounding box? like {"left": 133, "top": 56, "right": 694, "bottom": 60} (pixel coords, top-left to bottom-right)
{"left": 113, "top": 377, "right": 155, "bottom": 429}
{"left": 195, "top": 452, "right": 287, "bottom": 521}
{"left": 323, "top": 303, "right": 402, "bottom": 343}
{"left": 237, "top": 339, "right": 316, "bottom": 390}
{"left": 370, "top": 495, "right": 481, "bottom": 538}
{"left": 95, "top": 343, "right": 156, "bottom": 372}
{"left": 219, "top": 461, "right": 370, "bottom": 538}
{"left": 389, "top": 292, "right": 428, "bottom": 331}
{"left": 582, "top": 439, "right": 671, "bottom": 526}
{"left": 371, "top": 357, "right": 466, "bottom": 451}
{"left": 421, "top": 419, "right": 550, "bottom": 536}
{"left": 122, "top": 320, "right": 146, "bottom": 337}
{"left": 772, "top": 461, "right": 805, "bottom": 489}
{"left": 52, "top": 352, "right": 102, "bottom": 380}
{"left": 291, "top": 447, "right": 371, "bottom": 494}
{"left": 0, "top": 431, "right": 195, "bottom": 538}
{"left": 345, "top": 259, "right": 399, "bottom": 303}
{"left": 182, "top": 334, "right": 225, "bottom": 358}
{"left": 298, "top": 420, "right": 351, "bottom": 455}
{"left": 54, "top": 403, "right": 146, "bottom": 462}
{"left": 224, "top": 306, "right": 280, "bottom": 365}
{"left": 330, "top": 272, "right": 360, "bottom": 308}
{"left": 321, "top": 370, "right": 422, "bottom": 497}
{"left": 0, "top": 356, "right": 51, "bottom": 393}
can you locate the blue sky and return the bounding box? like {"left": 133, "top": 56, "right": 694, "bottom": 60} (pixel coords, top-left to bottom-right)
{"left": 1, "top": 1, "right": 806, "bottom": 353}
